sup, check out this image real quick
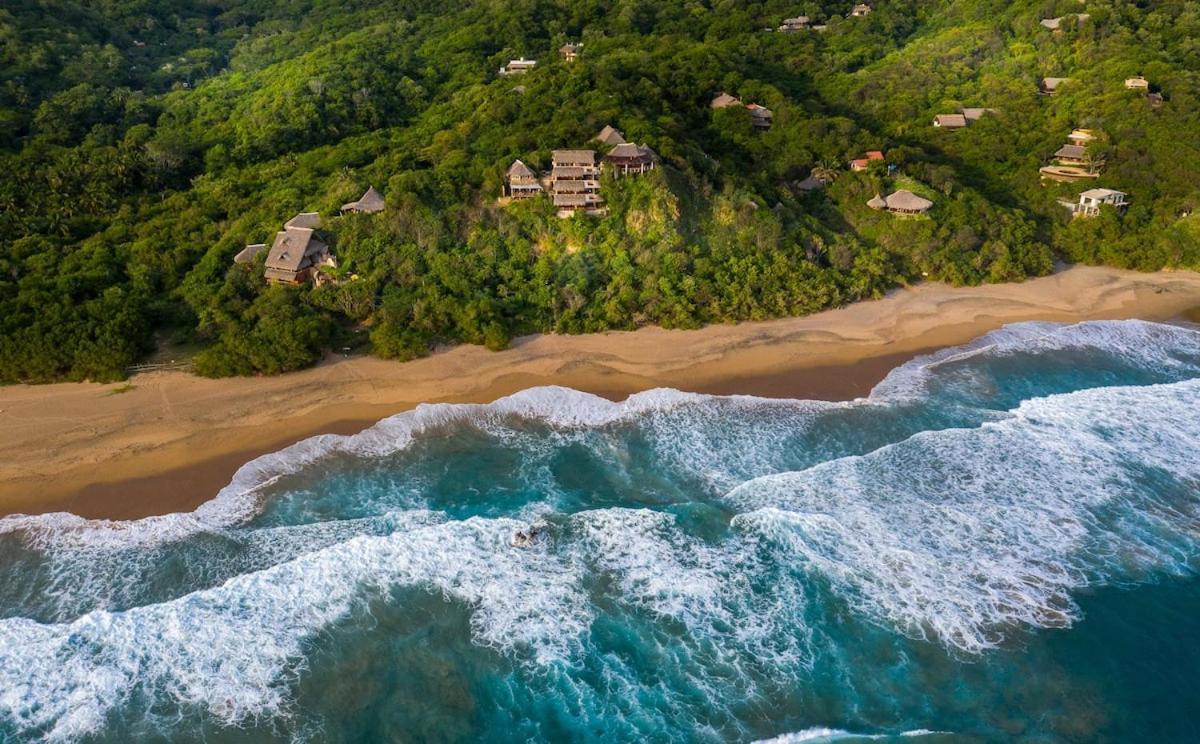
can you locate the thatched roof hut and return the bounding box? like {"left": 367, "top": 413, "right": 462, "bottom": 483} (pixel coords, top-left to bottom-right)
{"left": 933, "top": 114, "right": 968, "bottom": 129}
{"left": 263, "top": 227, "right": 331, "bottom": 284}
{"left": 885, "top": 190, "right": 933, "bottom": 214}
{"left": 285, "top": 212, "right": 321, "bottom": 230}
{"left": 595, "top": 125, "right": 627, "bottom": 146}
{"left": 867, "top": 194, "right": 888, "bottom": 210}
{"left": 341, "top": 186, "right": 385, "bottom": 214}
{"left": 234, "top": 243, "right": 266, "bottom": 264}
{"left": 711, "top": 92, "right": 742, "bottom": 109}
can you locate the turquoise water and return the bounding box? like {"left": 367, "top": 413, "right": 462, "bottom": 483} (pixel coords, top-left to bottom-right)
{"left": 2, "top": 319, "right": 1199, "bottom": 742}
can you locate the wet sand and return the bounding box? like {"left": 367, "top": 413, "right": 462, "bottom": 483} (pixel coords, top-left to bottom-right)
{"left": 3, "top": 265, "right": 1200, "bottom": 520}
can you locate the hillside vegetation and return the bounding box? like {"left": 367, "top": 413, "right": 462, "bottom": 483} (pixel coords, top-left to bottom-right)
{"left": 2, "top": 0, "right": 1198, "bottom": 381}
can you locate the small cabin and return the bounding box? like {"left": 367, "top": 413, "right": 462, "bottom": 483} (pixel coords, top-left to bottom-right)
{"left": 559, "top": 43, "right": 581, "bottom": 63}
{"left": 1073, "top": 188, "right": 1127, "bottom": 217}
{"left": 594, "top": 125, "right": 627, "bottom": 146}
{"left": 340, "top": 186, "right": 385, "bottom": 215}
{"left": 746, "top": 103, "right": 774, "bottom": 130}
{"left": 505, "top": 159, "right": 543, "bottom": 200}
{"left": 263, "top": 227, "right": 333, "bottom": 284}
{"left": 604, "top": 143, "right": 656, "bottom": 176}
{"left": 499, "top": 57, "right": 537, "bottom": 76}
{"left": 961, "top": 107, "right": 994, "bottom": 124}
{"left": 1067, "top": 129, "right": 1097, "bottom": 146}
{"left": 779, "top": 16, "right": 810, "bottom": 32}
{"left": 851, "top": 4, "right": 872, "bottom": 17}
{"left": 850, "top": 150, "right": 885, "bottom": 171}
{"left": 933, "top": 113, "right": 968, "bottom": 129}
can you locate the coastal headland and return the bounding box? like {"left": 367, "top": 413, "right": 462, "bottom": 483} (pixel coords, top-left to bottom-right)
{"left": 3, "top": 265, "right": 1199, "bottom": 520}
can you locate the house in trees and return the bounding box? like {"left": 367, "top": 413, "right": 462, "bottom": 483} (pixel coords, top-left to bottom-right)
{"left": 604, "top": 143, "right": 656, "bottom": 176}
{"left": 559, "top": 43, "right": 581, "bottom": 62}
{"left": 869, "top": 190, "right": 933, "bottom": 215}
{"left": 1041, "top": 14, "right": 1088, "bottom": 31}
{"left": 852, "top": 4, "right": 872, "bottom": 17}
{"left": 961, "top": 107, "right": 995, "bottom": 123}
{"left": 504, "top": 159, "right": 543, "bottom": 200}
{"left": 499, "top": 58, "right": 537, "bottom": 76}
{"left": 1068, "top": 129, "right": 1097, "bottom": 146}
{"left": 340, "top": 186, "right": 385, "bottom": 214}
{"left": 1053, "top": 144, "right": 1089, "bottom": 167}
{"left": 850, "top": 150, "right": 885, "bottom": 171}
{"left": 1040, "top": 77, "right": 1070, "bottom": 95}
{"left": 933, "top": 113, "right": 968, "bottom": 129}
{"left": 747, "top": 103, "right": 774, "bottom": 130}
{"left": 234, "top": 243, "right": 266, "bottom": 265}
{"left": 550, "top": 150, "right": 604, "bottom": 216}
{"left": 1072, "top": 188, "right": 1127, "bottom": 218}
{"left": 594, "top": 125, "right": 627, "bottom": 146}
{"left": 1124, "top": 75, "right": 1149, "bottom": 90}
{"left": 263, "top": 226, "right": 334, "bottom": 284}
{"left": 778, "top": 16, "right": 810, "bottom": 31}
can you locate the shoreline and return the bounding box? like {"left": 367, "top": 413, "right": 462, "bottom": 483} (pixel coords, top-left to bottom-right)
{"left": 3, "top": 265, "right": 1200, "bottom": 520}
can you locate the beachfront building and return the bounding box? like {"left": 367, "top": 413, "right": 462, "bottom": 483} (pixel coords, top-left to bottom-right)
{"left": 340, "top": 186, "right": 385, "bottom": 215}
{"left": 233, "top": 243, "right": 266, "bottom": 265}
{"left": 559, "top": 42, "right": 581, "bottom": 62}
{"left": 747, "top": 103, "right": 774, "bottom": 130}
{"left": 933, "top": 113, "right": 968, "bottom": 129}
{"left": 604, "top": 143, "right": 656, "bottom": 176}
{"left": 550, "top": 150, "right": 604, "bottom": 216}
{"left": 1072, "top": 188, "right": 1128, "bottom": 218}
{"left": 852, "top": 4, "right": 872, "bottom": 17}
{"left": 1124, "top": 75, "right": 1149, "bottom": 90}
{"left": 849, "top": 150, "right": 885, "bottom": 171}
{"left": 499, "top": 57, "right": 537, "bottom": 76}
{"left": 1040, "top": 77, "right": 1070, "bottom": 95}
{"left": 778, "top": 16, "right": 810, "bottom": 32}
{"left": 505, "top": 159, "right": 543, "bottom": 200}
{"left": 594, "top": 125, "right": 627, "bottom": 146}
{"left": 263, "top": 226, "right": 334, "bottom": 284}
{"left": 869, "top": 190, "right": 934, "bottom": 215}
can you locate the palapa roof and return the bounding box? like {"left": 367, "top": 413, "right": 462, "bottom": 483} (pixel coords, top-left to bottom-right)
{"left": 234, "top": 243, "right": 267, "bottom": 264}
{"left": 285, "top": 212, "right": 321, "bottom": 230}
{"left": 552, "top": 149, "right": 598, "bottom": 166}
{"left": 1124, "top": 76, "right": 1149, "bottom": 88}
{"left": 1041, "top": 77, "right": 1070, "bottom": 90}
{"left": 553, "top": 193, "right": 599, "bottom": 207}
{"left": 342, "top": 186, "right": 385, "bottom": 213}
{"left": 711, "top": 92, "right": 742, "bottom": 109}
{"left": 867, "top": 193, "right": 888, "bottom": 210}
{"left": 934, "top": 113, "right": 968, "bottom": 128}
{"left": 605, "top": 143, "right": 656, "bottom": 162}
{"left": 507, "top": 159, "right": 536, "bottom": 178}
{"left": 1040, "top": 17, "right": 1063, "bottom": 29}
{"left": 886, "top": 190, "right": 933, "bottom": 212}
{"left": 595, "top": 125, "right": 627, "bottom": 146}
{"left": 560, "top": 42, "right": 581, "bottom": 54}
{"left": 264, "top": 227, "right": 328, "bottom": 272}
{"left": 781, "top": 16, "right": 810, "bottom": 26}
{"left": 1055, "top": 144, "right": 1088, "bottom": 159}
{"left": 1068, "top": 129, "right": 1097, "bottom": 142}
{"left": 961, "top": 107, "right": 993, "bottom": 122}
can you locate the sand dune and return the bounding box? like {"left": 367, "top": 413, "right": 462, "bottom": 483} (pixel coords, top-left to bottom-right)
{"left": 2, "top": 265, "right": 1199, "bottom": 519}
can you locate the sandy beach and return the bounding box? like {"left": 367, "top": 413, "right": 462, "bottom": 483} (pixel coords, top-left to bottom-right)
{"left": 3, "top": 265, "right": 1199, "bottom": 520}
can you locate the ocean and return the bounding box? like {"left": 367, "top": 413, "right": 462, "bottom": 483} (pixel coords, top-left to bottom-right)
{"left": 1, "top": 319, "right": 1198, "bottom": 743}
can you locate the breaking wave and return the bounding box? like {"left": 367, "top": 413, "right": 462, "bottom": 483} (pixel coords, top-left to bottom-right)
{"left": 1, "top": 319, "right": 1198, "bottom": 741}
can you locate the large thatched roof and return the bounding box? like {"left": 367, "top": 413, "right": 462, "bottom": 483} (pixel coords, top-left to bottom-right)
{"left": 595, "top": 125, "right": 626, "bottom": 146}
{"left": 552, "top": 150, "right": 598, "bottom": 165}
{"left": 265, "top": 227, "right": 327, "bottom": 272}
{"left": 507, "top": 159, "right": 536, "bottom": 178}
{"left": 885, "top": 190, "right": 933, "bottom": 212}
{"left": 342, "top": 186, "right": 385, "bottom": 214}
{"left": 284, "top": 212, "right": 321, "bottom": 230}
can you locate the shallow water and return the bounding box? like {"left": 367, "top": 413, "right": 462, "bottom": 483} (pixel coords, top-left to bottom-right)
{"left": 1, "top": 319, "right": 1199, "bottom": 742}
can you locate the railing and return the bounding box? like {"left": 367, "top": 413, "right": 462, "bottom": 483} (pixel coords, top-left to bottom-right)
{"left": 125, "top": 360, "right": 194, "bottom": 375}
